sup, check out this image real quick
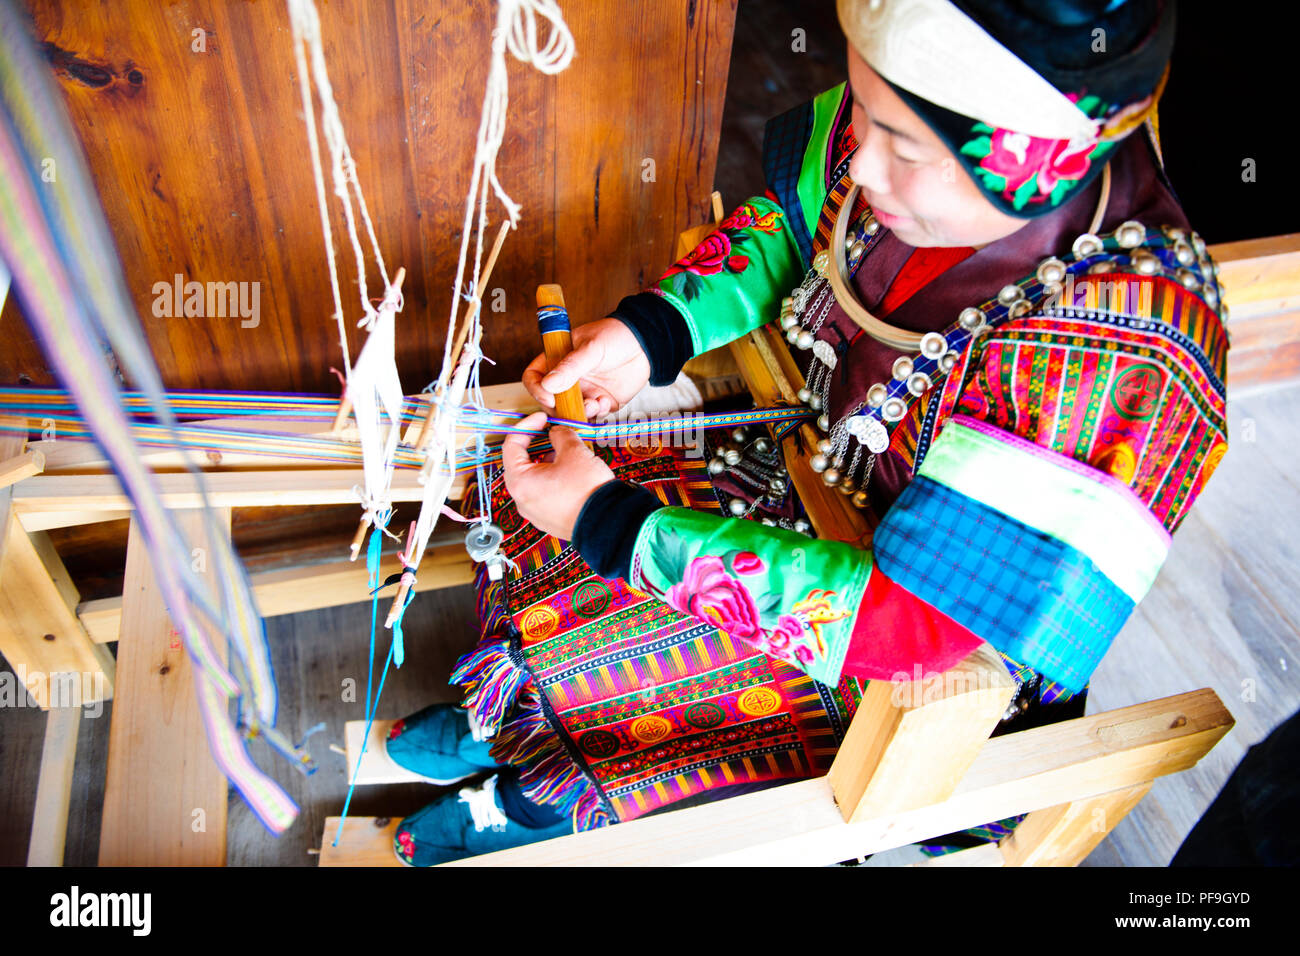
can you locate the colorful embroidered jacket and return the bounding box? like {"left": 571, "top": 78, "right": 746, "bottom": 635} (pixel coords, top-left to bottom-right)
{"left": 578, "top": 82, "right": 1229, "bottom": 696}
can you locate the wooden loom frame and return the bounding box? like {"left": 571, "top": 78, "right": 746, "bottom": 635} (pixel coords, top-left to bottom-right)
{"left": 3, "top": 221, "right": 1297, "bottom": 866}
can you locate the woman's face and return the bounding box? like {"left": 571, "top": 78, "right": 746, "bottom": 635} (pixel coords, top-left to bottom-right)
{"left": 846, "top": 44, "right": 1028, "bottom": 249}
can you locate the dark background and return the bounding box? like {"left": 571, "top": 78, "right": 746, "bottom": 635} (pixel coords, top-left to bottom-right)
{"left": 714, "top": 0, "right": 1297, "bottom": 245}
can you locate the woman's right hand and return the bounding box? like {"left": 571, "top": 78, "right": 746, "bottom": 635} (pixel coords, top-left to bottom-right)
{"left": 521, "top": 317, "right": 652, "bottom": 418}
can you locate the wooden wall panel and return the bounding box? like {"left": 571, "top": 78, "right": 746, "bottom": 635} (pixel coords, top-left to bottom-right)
{"left": 3, "top": 0, "right": 738, "bottom": 394}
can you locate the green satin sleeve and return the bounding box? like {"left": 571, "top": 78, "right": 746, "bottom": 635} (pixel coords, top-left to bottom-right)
{"left": 647, "top": 196, "right": 805, "bottom": 357}
{"left": 629, "top": 505, "right": 872, "bottom": 687}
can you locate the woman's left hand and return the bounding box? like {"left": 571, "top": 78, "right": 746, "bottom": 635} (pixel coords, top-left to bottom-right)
{"left": 501, "top": 411, "right": 615, "bottom": 540}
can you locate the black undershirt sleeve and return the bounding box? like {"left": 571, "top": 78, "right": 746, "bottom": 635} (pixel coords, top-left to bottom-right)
{"left": 570, "top": 479, "right": 664, "bottom": 581}
{"left": 607, "top": 292, "right": 693, "bottom": 387}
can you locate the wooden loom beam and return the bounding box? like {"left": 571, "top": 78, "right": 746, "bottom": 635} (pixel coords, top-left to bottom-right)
{"left": 317, "top": 687, "right": 1232, "bottom": 866}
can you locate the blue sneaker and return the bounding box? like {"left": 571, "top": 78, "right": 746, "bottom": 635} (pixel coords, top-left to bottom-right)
{"left": 383, "top": 704, "right": 499, "bottom": 785}
{"left": 393, "top": 775, "right": 573, "bottom": 866}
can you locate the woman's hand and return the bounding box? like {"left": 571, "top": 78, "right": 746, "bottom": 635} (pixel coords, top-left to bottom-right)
{"left": 501, "top": 411, "right": 615, "bottom": 540}
{"left": 521, "top": 318, "right": 651, "bottom": 418}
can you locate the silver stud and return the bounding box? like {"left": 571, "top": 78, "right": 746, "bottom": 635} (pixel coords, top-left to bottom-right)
{"left": 906, "top": 371, "right": 932, "bottom": 396}
{"left": 1177, "top": 268, "right": 1200, "bottom": 291}
{"left": 958, "top": 307, "right": 986, "bottom": 331}
{"left": 810, "top": 453, "right": 829, "bottom": 473}
{"left": 817, "top": 438, "right": 832, "bottom": 455}
{"left": 881, "top": 397, "right": 906, "bottom": 422}
{"left": 864, "top": 218, "right": 880, "bottom": 236}
{"left": 1009, "top": 298, "right": 1033, "bottom": 318}
{"left": 866, "top": 383, "right": 888, "bottom": 407}
{"left": 796, "top": 386, "right": 812, "bottom": 403}
{"left": 1203, "top": 284, "right": 1218, "bottom": 307}
{"left": 997, "top": 283, "right": 1025, "bottom": 306}
{"left": 1036, "top": 257, "right": 1066, "bottom": 285}
{"left": 793, "top": 518, "right": 811, "bottom": 534}
{"left": 782, "top": 296, "right": 793, "bottom": 310}
{"left": 753, "top": 437, "right": 772, "bottom": 454}
{"left": 1088, "top": 261, "right": 1112, "bottom": 275}
{"left": 1174, "top": 242, "right": 1196, "bottom": 266}
{"left": 1191, "top": 233, "right": 1207, "bottom": 256}
{"left": 807, "top": 393, "right": 823, "bottom": 411}
{"left": 780, "top": 313, "right": 799, "bottom": 330}
{"left": 1131, "top": 250, "right": 1159, "bottom": 275}
{"left": 817, "top": 413, "right": 830, "bottom": 431}
{"left": 723, "top": 447, "right": 742, "bottom": 466}
{"left": 1220, "top": 302, "right": 1230, "bottom": 322}
{"left": 1116, "top": 220, "right": 1145, "bottom": 248}
{"left": 850, "top": 240, "right": 866, "bottom": 262}
{"left": 760, "top": 516, "right": 777, "bottom": 526}
{"left": 728, "top": 498, "right": 748, "bottom": 517}
{"left": 707, "top": 457, "right": 725, "bottom": 475}
{"left": 822, "top": 468, "right": 841, "bottom": 487}
{"left": 785, "top": 327, "right": 801, "bottom": 344}
{"left": 1072, "top": 233, "right": 1104, "bottom": 258}
{"left": 1162, "top": 226, "right": 1185, "bottom": 242}
{"left": 920, "top": 332, "right": 947, "bottom": 359}
{"left": 939, "top": 351, "right": 958, "bottom": 373}
{"left": 768, "top": 476, "right": 787, "bottom": 495}
{"left": 891, "top": 356, "right": 913, "bottom": 380}
{"left": 731, "top": 426, "right": 748, "bottom": 443}
{"left": 813, "top": 250, "right": 830, "bottom": 275}
{"left": 795, "top": 330, "right": 815, "bottom": 350}
{"left": 837, "top": 479, "right": 855, "bottom": 495}
{"left": 851, "top": 490, "right": 870, "bottom": 509}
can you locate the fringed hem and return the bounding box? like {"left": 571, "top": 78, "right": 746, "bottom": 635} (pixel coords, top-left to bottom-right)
{"left": 451, "top": 636, "right": 612, "bottom": 832}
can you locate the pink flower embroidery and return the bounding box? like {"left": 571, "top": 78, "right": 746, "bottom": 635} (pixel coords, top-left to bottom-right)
{"left": 665, "top": 555, "right": 762, "bottom": 639}
{"left": 663, "top": 232, "right": 731, "bottom": 279}
{"left": 979, "top": 128, "right": 1095, "bottom": 201}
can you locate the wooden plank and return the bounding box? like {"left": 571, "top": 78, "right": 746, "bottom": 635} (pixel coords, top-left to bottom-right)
{"left": 319, "top": 688, "right": 1231, "bottom": 867}
{"left": 907, "top": 842, "right": 1004, "bottom": 867}
{"left": 12, "top": 468, "right": 453, "bottom": 514}
{"left": 25, "top": 705, "right": 82, "bottom": 867}
{"left": 76, "top": 540, "right": 475, "bottom": 644}
{"left": 1210, "top": 234, "right": 1300, "bottom": 317}
{"left": 1001, "top": 781, "right": 1153, "bottom": 867}
{"left": 17, "top": 510, "right": 132, "bottom": 533}
{"left": 343, "top": 719, "right": 433, "bottom": 785}
{"left": 828, "top": 643, "right": 1015, "bottom": 821}
{"left": 99, "top": 510, "right": 231, "bottom": 866}
{"left": 318, "top": 816, "right": 403, "bottom": 867}
{"left": 0, "top": 450, "right": 43, "bottom": 488}
{"left": 0, "top": 490, "right": 114, "bottom": 710}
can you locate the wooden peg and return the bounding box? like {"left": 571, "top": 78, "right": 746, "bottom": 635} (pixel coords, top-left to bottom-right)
{"left": 383, "top": 521, "right": 418, "bottom": 628}
{"left": 711, "top": 190, "right": 724, "bottom": 225}
{"left": 536, "top": 284, "right": 588, "bottom": 428}
{"left": 348, "top": 513, "right": 371, "bottom": 562}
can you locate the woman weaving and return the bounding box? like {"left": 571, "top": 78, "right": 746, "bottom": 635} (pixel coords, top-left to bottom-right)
{"left": 384, "top": 0, "right": 1228, "bottom": 864}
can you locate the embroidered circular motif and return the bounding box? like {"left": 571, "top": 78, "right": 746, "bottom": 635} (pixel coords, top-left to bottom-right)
{"left": 520, "top": 604, "right": 560, "bottom": 641}
{"left": 1096, "top": 443, "right": 1137, "bottom": 483}
{"left": 1109, "top": 364, "right": 1163, "bottom": 421}
{"left": 683, "top": 701, "right": 726, "bottom": 730}
{"left": 629, "top": 714, "right": 673, "bottom": 744}
{"left": 737, "top": 686, "right": 782, "bottom": 717}
{"left": 572, "top": 580, "right": 612, "bottom": 618}
{"left": 578, "top": 729, "right": 619, "bottom": 759}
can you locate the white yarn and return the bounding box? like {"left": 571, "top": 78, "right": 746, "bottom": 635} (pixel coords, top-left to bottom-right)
{"left": 289, "top": 0, "right": 406, "bottom": 526}
{"left": 411, "top": 0, "right": 574, "bottom": 573}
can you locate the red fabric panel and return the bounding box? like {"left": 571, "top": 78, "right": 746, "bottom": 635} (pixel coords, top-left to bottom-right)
{"left": 841, "top": 563, "right": 984, "bottom": 680}
{"left": 878, "top": 245, "right": 975, "bottom": 317}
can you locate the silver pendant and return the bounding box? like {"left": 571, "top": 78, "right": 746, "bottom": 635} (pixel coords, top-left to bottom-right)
{"left": 846, "top": 414, "right": 889, "bottom": 454}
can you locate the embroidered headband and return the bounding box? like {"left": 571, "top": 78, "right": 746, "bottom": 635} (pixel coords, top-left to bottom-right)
{"left": 837, "top": 0, "right": 1176, "bottom": 217}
